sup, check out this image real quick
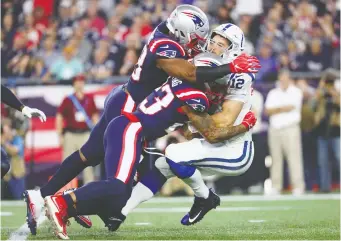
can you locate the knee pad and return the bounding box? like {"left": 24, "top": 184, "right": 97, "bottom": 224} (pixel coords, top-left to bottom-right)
{"left": 166, "top": 158, "right": 196, "bottom": 179}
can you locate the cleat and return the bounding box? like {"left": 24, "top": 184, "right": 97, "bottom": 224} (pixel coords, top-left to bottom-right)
{"left": 44, "top": 195, "right": 70, "bottom": 240}
{"left": 106, "top": 213, "right": 126, "bottom": 232}
{"left": 62, "top": 188, "right": 92, "bottom": 228}
{"left": 23, "top": 190, "right": 44, "bottom": 235}
{"left": 181, "top": 189, "right": 220, "bottom": 226}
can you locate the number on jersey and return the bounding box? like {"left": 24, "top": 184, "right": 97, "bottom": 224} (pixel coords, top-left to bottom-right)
{"left": 132, "top": 45, "right": 148, "bottom": 81}
{"left": 139, "top": 84, "right": 174, "bottom": 115}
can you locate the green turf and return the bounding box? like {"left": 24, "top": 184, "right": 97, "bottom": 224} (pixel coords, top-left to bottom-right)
{"left": 1, "top": 198, "right": 340, "bottom": 240}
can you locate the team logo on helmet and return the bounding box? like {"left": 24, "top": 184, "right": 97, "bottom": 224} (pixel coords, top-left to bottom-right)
{"left": 182, "top": 11, "right": 204, "bottom": 30}
{"left": 196, "top": 59, "right": 218, "bottom": 67}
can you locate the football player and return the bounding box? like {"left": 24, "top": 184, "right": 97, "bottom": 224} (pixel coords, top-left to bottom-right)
{"left": 43, "top": 53, "right": 257, "bottom": 239}
{"left": 117, "top": 23, "right": 258, "bottom": 228}
{"left": 24, "top": 5, "right": 261, "bottom": 235}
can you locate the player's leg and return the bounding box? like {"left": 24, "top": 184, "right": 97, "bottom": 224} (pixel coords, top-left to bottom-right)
{"left": 25, "top": 86, "right": 135, "bottom": 234}
{"left": 120, "top": 155, "right": 172, "bottom": 217}
{"left": 44, "top": 116, "right": 143, "bottom": 239}
{"left": 1, "top": 148, "right": 10, "bottom": 179}
{"left": 164, "top": 139, "right": 220, "bottom": 225}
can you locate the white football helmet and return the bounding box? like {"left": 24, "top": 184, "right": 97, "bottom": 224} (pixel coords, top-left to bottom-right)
{"left": 166, "top": 4, "right": 209, "bottom": 56}
{"left": 193, "top": 52, "right": 227, "bottom": 104}
{"left": 207, "top": 23, "right": 245, "bottom": 62}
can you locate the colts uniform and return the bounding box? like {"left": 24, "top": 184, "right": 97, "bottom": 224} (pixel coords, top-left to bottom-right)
{"left": 80, "top": 22, "right": 188, "bottom": 165}
{"left": 103, "top": 78, "right": 209, "bottom": 185}
{"left": 165, "top": 73, "right": 255, "bottom": 176}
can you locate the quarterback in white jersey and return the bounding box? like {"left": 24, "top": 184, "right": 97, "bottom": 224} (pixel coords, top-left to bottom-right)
{"left": 108, "top": 23, "right": 258, "bottom": 231}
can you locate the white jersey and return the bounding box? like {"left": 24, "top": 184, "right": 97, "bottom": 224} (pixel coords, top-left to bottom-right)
{"left": 218, "top": 72, "right": 254, "bottom": 144}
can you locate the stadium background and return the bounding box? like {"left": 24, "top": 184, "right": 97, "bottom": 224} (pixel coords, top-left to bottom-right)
{"left": 1, "top": 0, "right": 340, "bottom": 199}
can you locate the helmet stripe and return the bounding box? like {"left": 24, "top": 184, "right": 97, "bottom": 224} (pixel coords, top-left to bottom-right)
{"left": 241, "top": 34, "right": 244, "bottom": 48}
{"left": 222, "top": 23, "right": 232, "bottom": 31}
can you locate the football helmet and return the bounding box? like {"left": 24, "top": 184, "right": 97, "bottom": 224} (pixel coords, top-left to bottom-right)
{"left": 166, "top": 5, "right": 209, "bottom": 57}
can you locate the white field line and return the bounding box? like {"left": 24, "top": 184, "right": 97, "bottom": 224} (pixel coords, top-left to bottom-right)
{"left": 7, "top": 215, "right": 46, "bottom": 241}
{"left": 2, "top": 193, "right": 339, "bottom": 206}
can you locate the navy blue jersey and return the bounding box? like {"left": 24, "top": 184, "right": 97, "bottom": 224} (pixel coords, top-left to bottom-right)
{"left": 126, "top": 22, "right": 188, "bottom": 103}
{"left": 133, "top": 77, "right": 209, "bottom": 140}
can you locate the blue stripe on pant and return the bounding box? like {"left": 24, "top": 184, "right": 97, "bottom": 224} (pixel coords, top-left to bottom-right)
{"left": 104, "top": 115, "right": 143, "bottom": 185}
{"left": 179, "top": 141, "right": 253, "bottom": 172}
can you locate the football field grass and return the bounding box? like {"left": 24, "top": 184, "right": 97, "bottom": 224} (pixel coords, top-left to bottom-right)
{"left": 1, "top": 194, "right": 340, "bottom": 240}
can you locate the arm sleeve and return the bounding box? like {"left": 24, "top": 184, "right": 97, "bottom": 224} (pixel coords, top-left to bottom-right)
{"left": 1, "top": 85, "right": 24, "bottom": 111}
{"left": 57, "top": 98, "right": 69, "bottom": 117}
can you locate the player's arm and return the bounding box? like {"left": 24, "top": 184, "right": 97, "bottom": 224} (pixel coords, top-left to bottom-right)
{"left": 1, "top": 84, "right": 25, "bottom": 111}
{"left": 156, "top": 53, "right": 261, "bottom": 83}
{"left": 1, "top": 84, "right": 46, "bottom": 122}
{"left": 181, "top": 105, "right": 256, "bottom": 144}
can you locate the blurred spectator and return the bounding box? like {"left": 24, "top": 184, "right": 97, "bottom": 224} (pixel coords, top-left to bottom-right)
{"left": 296, "top": 78, "right": 317, "bottom": 190}
{"left": 84, "top": 0, "right": 107, "bottom": 35}
{"left": 86, "top": 48, "right": 114, "bottom": 81}
{"left": 256, "top": 44, "right": 277, "bottom": 82}
{"left": 22, "top": 14, "right": 43, "bottom": 51}
{"left": 314, "top": 69, "right": 340, "bottom": 192}
{"left": 68, "top": 32, "right": 92, "bottom": 64}
{"left": 2, "top": 12, "right": 16, "bottom": 49}
{"left": 1, "top": 119, "right": 25, "bottom": 200}
{"left": 56, "top": 0, "right": 75, "bottom": 45}
{"left": 119, "top": 49, "right": 138, "bottom": 76}
{"left": 215, "top": 5, "right": 234, "bottom": 25}
{"left": 36, "top": 36, "right": 60, "bottom": 69}
{"left": 46, "top": 45, "right": 84, "bottom": 82}
{"left": 265, "top": 70, "right": 305, "bottom": 195}
{"left": 301, "top": 38, "right": 331, "bottom": 72}
{"left": 56, "top": 75, "right": 99, "bottom": 185}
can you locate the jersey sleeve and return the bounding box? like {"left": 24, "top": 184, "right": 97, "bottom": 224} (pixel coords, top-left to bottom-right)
{"left": 171, "top": 79, "right": 209, "bottom": 112}
{"left": 225, "top": 73, "right": 255, "bottom": 103}
{"left": 148, "top": 38, "right": 187, "bottom": 59}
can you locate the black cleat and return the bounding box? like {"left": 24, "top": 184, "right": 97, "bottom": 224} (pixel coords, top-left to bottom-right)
{"left": 106, "top": 213, "right": 126, "bottom": 232}
{"left": 181, "top": 189, "right": 220, "bottom": 226}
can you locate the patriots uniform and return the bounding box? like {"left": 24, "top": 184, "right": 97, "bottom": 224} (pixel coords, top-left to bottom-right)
{"left": 80, "top": 21, "right": 188, "bottom": 165}
{"left": 126, "top": 21, "right": 187, "bottom": 103}
{"left": 103, "top": 77, "right": 209, "bottom": 185}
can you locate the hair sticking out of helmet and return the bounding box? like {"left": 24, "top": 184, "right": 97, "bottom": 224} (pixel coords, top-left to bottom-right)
{"left": 166, "top": 5, "right": 209, "bottom": 57}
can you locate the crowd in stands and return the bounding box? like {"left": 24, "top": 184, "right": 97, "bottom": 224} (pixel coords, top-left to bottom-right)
{"left": 1, "top": 0, "right": 340, "bottom": 83}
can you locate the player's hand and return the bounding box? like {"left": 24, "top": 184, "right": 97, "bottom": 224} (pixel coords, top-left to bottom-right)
{"left": 21, "top": 106, "right": 47, "bottom": 122}
{"left": 241, "top": 111, "right": 257, "bottom": 130}
{"left": 229, "top": 53, "right": 261, "bottom": 73}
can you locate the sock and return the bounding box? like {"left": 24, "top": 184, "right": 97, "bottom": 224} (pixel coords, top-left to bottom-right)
{"left": 120, "top": 157, "right": 169, "bottom": 217}
{"left": 40, "top": 151, "right": 87, "bottom": 197}
{"left": 121, "top": 182, "right": 154, "bottom": 216}
{"left": 183, "top": 169, "right": 209, "bottom": 199}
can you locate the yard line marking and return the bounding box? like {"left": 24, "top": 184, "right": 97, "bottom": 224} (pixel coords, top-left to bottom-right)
{"left": 1, "top": 193, "right": 339, "bottom": 206}
{"left": 135, "top": 222, "right": 151, "bottom": 226}
{"left": 0, "top": 212, "right": 13, "bottom": 216}
{"left": 133, "top": 206, "right": 291, "bottom": 213}
{"left": 248, "top": 220, "right": 266, "bottom": 223}
{"left": 7, "top": 215, "right": 46, "bottom": 241}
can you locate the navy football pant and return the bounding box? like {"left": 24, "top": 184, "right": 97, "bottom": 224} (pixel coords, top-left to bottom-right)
{"left": 64, "top": 116, "right": 144, "bottom": 218}
{"left": 40, "top": 86, "right": 137, "bottom": 197}
{"left": 1, "top": 147, "right": 10, "bottom": 179}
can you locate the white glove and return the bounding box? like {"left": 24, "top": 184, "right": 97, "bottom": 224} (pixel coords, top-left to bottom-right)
{"left": 21, "top": 106, "right": 47, "bottom": 122}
